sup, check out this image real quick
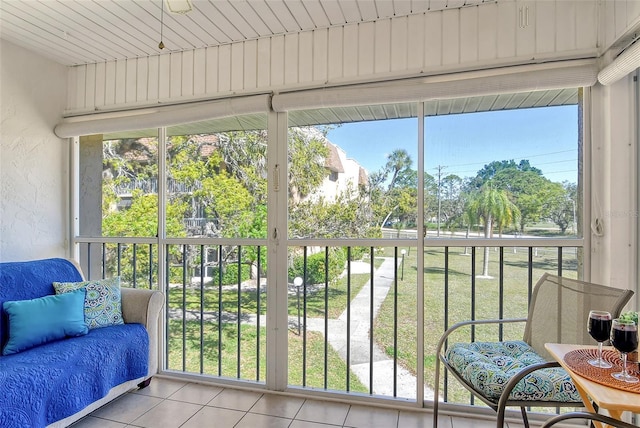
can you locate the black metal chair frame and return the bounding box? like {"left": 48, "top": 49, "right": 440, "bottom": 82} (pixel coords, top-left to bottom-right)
{"left": 540, "top": 411, "right": 637, "bottom": 428}
{"left": 432, "top": 274, "right": 635, "bottom": 428}
{"left": 433, "top": 318, "right": 580, "bottom": 428}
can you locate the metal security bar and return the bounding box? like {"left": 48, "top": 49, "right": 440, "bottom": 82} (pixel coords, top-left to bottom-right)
{"left": 286, "top": 244, "right": 418, "bottom": 398}
{"left": 75, "top": 237, "right": 581, "bottom": 410}
{"left": 162, "top": 243, "right": 266, "bottom": 382}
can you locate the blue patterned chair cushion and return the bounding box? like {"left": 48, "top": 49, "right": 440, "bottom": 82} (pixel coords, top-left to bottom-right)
{"left": 445, "top": 340, "right": 582, "bottom": 402}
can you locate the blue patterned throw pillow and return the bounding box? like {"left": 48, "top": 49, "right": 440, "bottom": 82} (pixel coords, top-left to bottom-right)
{"left": 53, "top": 277, "right": 124, "bottom": 329}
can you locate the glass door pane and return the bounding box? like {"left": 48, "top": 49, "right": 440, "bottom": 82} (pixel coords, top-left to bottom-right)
{"left": 164, "top": 114, "right": 268, "bottom": 381}
{"left": 423, "top": 92, "right": 583, "bottom": 406}
{"left": 286, "top": 105, "right": 420, "bottom": 399}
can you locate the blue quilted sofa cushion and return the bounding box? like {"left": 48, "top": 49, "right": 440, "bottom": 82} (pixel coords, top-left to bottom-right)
{"left": 445, "top": 340, "right": 581, "bottom": 402}
{"left": 0, "top": 258, "right": 83, "bottom": 347}
{"left": 0, "top": 258, "right": 149, "bottom": 427}
{"left": 0, "top": 324, "right": 148, "bottom": 427}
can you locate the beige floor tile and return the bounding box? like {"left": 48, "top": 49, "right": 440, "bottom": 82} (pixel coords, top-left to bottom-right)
{"left": 290, "top": 420, "right": 342, "bottom": 428}
{"left": 180, "top": 406, "right": 245, "bottom": 428}
{"left": 132, "top": 377, "right": 188, "bottom": 399}
{"left": 343, "top": 404, "right": 399, "bottom": 428}
{"left": 207, "top": 388, "right": 263, "bottom": 411}
{"left": 130, "top": 399, "right": 202, "bottom": 428}
{"left": 433, "top": 414, "right": 453, "bottom": 428}
{"left": 249, "top": 394, "right": 305, "bottom": 418}
{"left": 90, "top": 393, "right": 163, "bottom": 424}
{"left": 69, "top": 416, "right": 128, "bottom": 427}
{"left": 235, "top": 412, "right": 292, "bottom": 428}
{"left": 167, "top": 382, "right": 224, "bottom": 405}
{"left": 398, "top": 410, "right": 434, "bottom": 428}
{"left": 295, "top": 399, "right": 350, "bottom": 426}
{"left": 450, "top": 416, "right": 497, "bottom": 428}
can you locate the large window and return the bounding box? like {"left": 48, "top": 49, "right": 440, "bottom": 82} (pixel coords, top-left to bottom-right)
{"left": 285, "top": 106, "right": 419, "bottom": 397}
{"left": 74, "top": 85, "right": 585, "bottom": 409}
{"left": 425, "top": 104, "right": 579, "bottom": 240}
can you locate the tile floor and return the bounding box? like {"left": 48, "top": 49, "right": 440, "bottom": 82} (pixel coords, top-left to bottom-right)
{"left": 69, "top": 377, "right": 500, "bottom": 428}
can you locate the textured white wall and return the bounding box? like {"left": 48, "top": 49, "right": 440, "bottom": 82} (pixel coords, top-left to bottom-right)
{"left": 0, "top": 40, "right": 69, "bottom": 262}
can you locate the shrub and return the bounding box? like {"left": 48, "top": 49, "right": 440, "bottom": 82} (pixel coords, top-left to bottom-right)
{"left": 209, "top": 263, "right": 251, "bottom": 285}
{"left": 289, "top": 249, "right": 346, "bottom": 285}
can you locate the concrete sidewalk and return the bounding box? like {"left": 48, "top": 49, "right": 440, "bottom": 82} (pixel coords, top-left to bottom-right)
{"left": 172, "top": 257, "right": 434, "bottom": 400}
{"left": 305, "top": 257, "right": 434, "bottom": 400}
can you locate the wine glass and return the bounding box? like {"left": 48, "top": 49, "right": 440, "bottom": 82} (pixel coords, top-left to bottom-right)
{"left": 610, "top": 318, "right": 639, "bottom": 383}
{"left": 587, "top": 310, "right": 613, "bottom": 368}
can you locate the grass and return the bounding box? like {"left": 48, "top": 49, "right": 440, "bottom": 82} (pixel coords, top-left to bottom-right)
{"left": 167, "top": 320, "right": 367, "bottom": 392}
{"left": 293, "top": 260, "right": 381, "bottom": 318}
{"left": 166, "top": 246, "right": 580, "bottom": 404}
{"left": 167, "top": 258, "right": 382, "bottom": 319}
{"left": 166, "top": 256, "right": 384, "bottom": 391}
{"left": 374, "top": 245, "right": 579, "bottom": 403}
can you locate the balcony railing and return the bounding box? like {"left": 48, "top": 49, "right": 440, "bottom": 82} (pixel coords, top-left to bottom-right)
{"left": 75, "top": 236, "right": 582, "bottom": 411}
{"left": 113, "top": 178, "right": 202, "bottom": 196}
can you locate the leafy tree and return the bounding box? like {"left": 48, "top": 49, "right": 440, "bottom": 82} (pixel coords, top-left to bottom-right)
{"left": 288, "top": 128, "right": 330, "bottom": 204}
{"left": 195, "top": 170, "right": 253, "bottom": 236}
{"left": 423, "top": 172, "right": 438, "bottom": 231}
{"left": 439, "top": 174, "right": 466, "bottom": 232}
{"left": 289, "top": 184, "right": 370, "bottom": 239}
{"left": 545, "top": 181, "right": 576, "bottom": 234}
{"left": 103, "top": 138, "right": 158, "bottom": 183}
{"left": 385, "top": 149, "right": 413, "bottom": 190}
{"left": 492, "top": 168, "right": 551, "bottom": 232}
{"left": 102, "top": 191, "right": 187, "bottom": 283}
{"left": 217, "top": 131, "right": 268, "bottom": 202}
{"left": 236, "top": 204, "right": 268, "bottom": 277}
{"left": 370, "top": 149, "right": 417, "bottom": 230}
{"left": 470, "top": 159, "right": 542, "bottom": 189}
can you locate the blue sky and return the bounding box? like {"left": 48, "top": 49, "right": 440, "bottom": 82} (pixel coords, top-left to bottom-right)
{"left": 325, "top": 105, "right": 579, "bottom": 184}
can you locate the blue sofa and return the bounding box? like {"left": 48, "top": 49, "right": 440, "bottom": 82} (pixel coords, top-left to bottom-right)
{"left": 0, "top": 258, "right": 164, "bottom": 428}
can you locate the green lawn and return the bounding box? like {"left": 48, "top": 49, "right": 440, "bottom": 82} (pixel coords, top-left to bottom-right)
{"left": 167, "top": 320, "right": 367, "bottom": 392}
{"left": 167, "top": 258, "right": 383, "bottom": 319}
{"left": 165, "top": 246, "right": 580, "bottom": 404}
{"left": 166, "top": 257, "right": 384, "bottom": 391}
{"left": 374, "top": 245, "right": 579, "bottom": 403}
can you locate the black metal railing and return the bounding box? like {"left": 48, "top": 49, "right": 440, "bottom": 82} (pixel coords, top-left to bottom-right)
{"left": 75, "top": 237, "right": 581, "bottom": 408}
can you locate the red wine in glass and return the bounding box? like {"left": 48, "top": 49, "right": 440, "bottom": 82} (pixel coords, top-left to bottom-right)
{"left": 610, "top": 319, "right": 639, "bottom": 383}
{"left": 587, "top": 310, "right": 612, "bottom": 368}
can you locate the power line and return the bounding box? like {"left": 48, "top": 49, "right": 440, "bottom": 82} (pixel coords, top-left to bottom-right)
{"left": 427, "top": 149, "right": 576, "bottom": 172}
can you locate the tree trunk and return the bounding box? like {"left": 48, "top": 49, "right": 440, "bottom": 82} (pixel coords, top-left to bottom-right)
{"left": 464, "top": 226, "right": 470, "bottom": 255}
{"left": 481, "top": 216, "right": 492, "bottom": 277}
{"left": 482, "top": 246, "right": 490, "bottom": 276}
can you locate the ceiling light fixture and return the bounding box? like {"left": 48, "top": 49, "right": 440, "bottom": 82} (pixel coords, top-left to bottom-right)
{"left": 166, "top": 0, "right": 192, "bottom": 14}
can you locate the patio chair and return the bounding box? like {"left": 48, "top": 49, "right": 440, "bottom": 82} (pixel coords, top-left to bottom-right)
{"left": 432, "top": 273, "right": 634, "bottom": 428}
{"left": 540, "top": 411, "right": 637, "bottom": 428}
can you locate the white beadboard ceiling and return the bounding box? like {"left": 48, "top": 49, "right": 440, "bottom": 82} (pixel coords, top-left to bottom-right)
{"left": 0, "top": 0, "right": 492, "bottom": 66}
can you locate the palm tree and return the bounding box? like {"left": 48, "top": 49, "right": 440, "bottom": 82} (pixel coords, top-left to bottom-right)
{"left": 385, "top": 149, "right": 412, "bottom": 190}
{"left": 468, "top": 182, "right": 520, "bottom": 277}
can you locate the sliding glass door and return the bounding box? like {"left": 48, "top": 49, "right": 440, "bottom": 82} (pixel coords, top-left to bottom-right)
{"left": 75, "top": 84, "right": 585, "bottom": 412}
